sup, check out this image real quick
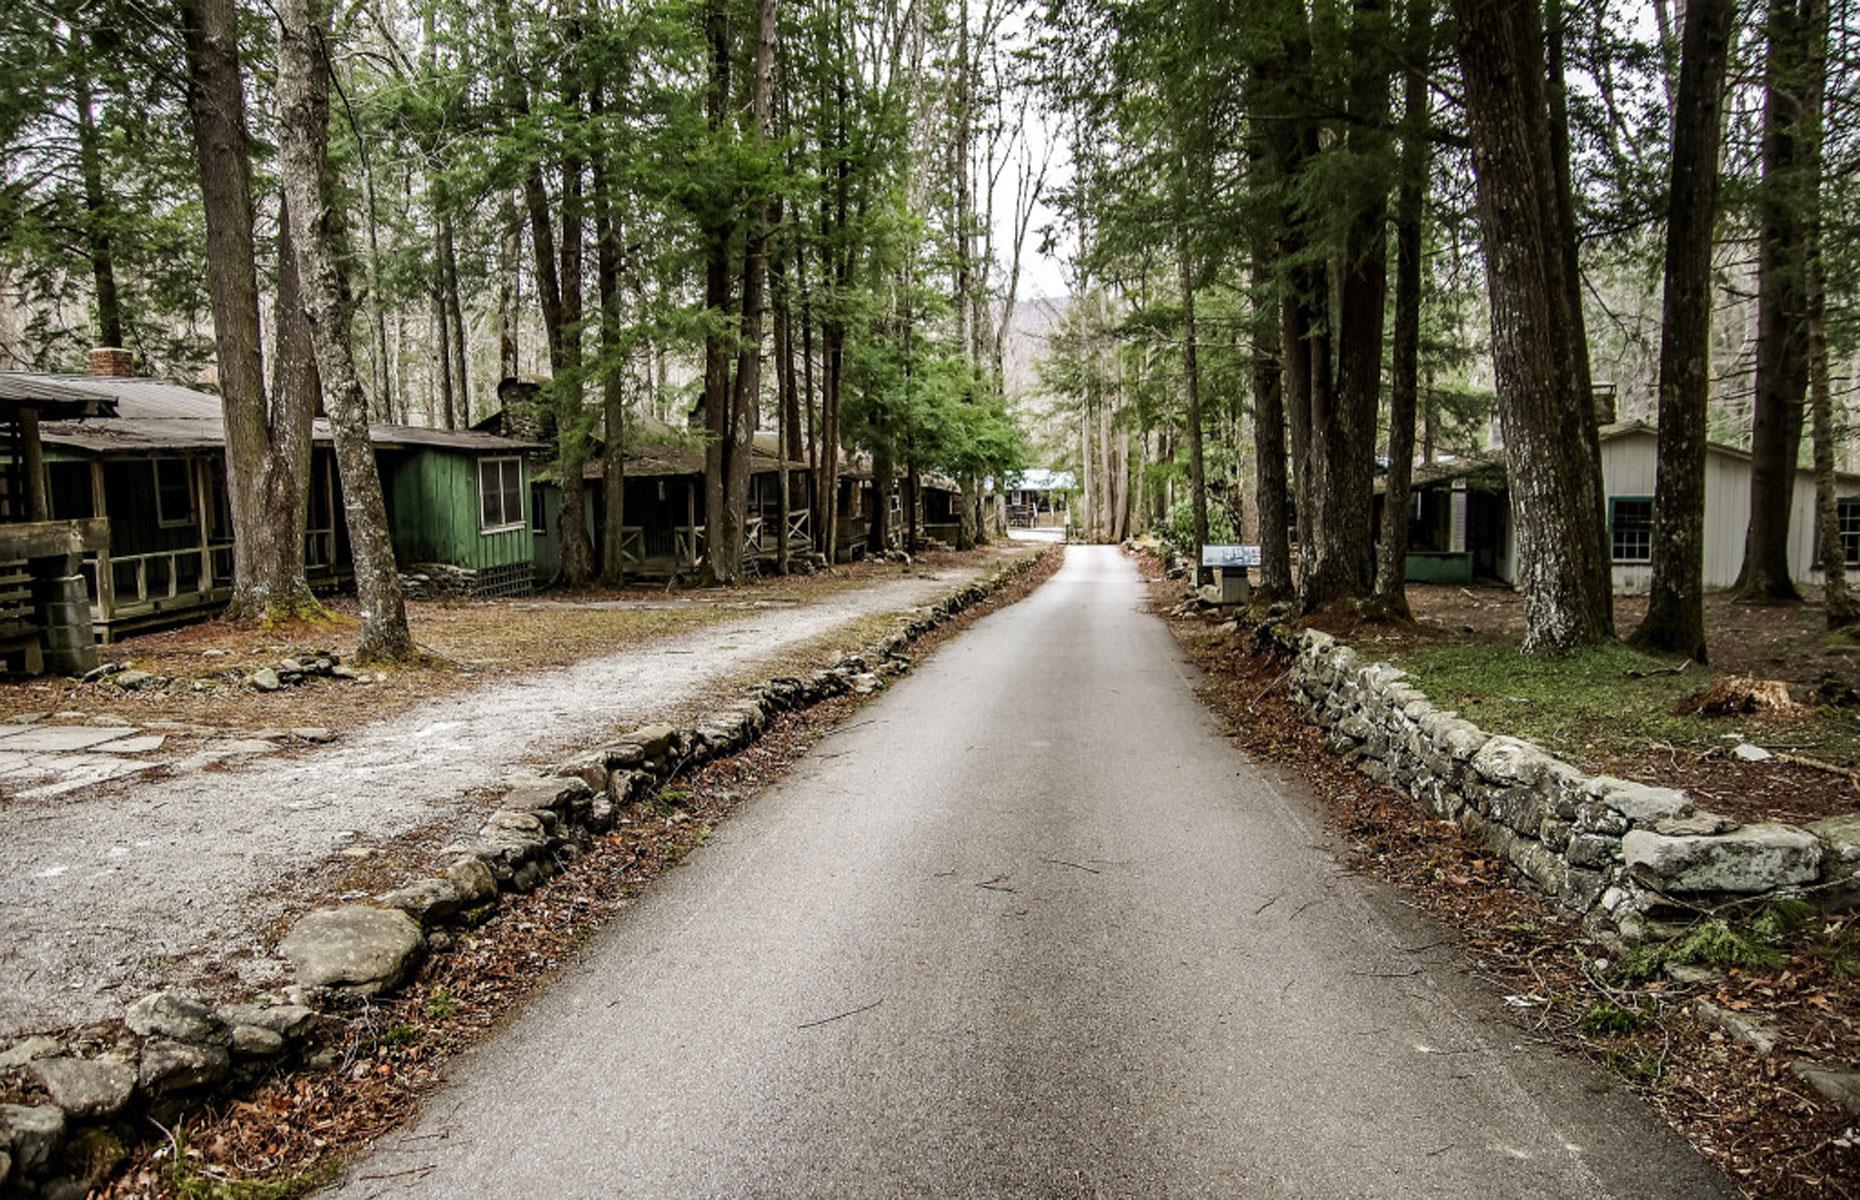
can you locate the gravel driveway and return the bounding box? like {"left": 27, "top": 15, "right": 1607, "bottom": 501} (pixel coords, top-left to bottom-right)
{"left": 0, "top": 559, "right": 1004, "bottom": 1038}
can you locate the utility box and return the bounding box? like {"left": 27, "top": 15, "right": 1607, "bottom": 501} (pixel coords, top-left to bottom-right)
{"left": 1198, "top": 545, "right": 1259, "bottom": 607}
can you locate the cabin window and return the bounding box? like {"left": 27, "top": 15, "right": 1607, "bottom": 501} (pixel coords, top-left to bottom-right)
{"left": 1839, "top": 497, "right": 1860, "bottom": 567}
{"left": 1608, "top": 496, "right": 1653, "bottom": 564}
{"left": 154, "top": 458, "right": 195, "bottom": 528}
{"left": 530, "top": 483, "right": 548, "bottom": 535}
{"left": 478, "top": 457, "right": 524, "bottom": 532}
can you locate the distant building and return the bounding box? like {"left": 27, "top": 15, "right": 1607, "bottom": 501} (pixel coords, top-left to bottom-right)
{"left": 1005, "top": 469, "right": 1075, "bottom": 530}
{"left": 1377, "top": 420, "right": 1860, "bottom": 592}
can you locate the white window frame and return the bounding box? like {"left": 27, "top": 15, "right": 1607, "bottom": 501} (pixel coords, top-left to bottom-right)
{"left": 153, "top": 458, "right": 195, "bottom": 529}
{"left": 1839, "top": 496, "right": 1860, "bottom": 568}
{"left": 478, "top": 456, "right": 525, "bottom": 534}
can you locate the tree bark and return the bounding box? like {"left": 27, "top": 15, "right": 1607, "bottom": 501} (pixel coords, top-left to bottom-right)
{"left": 499, "top": 191, "right": 522, "bottom": 379}
{"left": 1633, "top": 0, "right": 1736, "bottom": 659}
{"left": 1178, "top": 240, "right": 1209, "bottom": 559}
{"left": 723, "top": 0, "right": 778, "bottom": 579}
{"left": 1305, "top": 0, "right": 1391, "bottom": 612}
{"left": 773, "top": 223, "right": 795, "bottom": 574}
{"left": 276, "top": 0, "right": 412, "bottom": 659}
{"left": 552, "top": 13, "right": 593, "bottom": 587}
{"left": 701, "top": 0, "right": 743, "bottom": 584}
{"left": 1800, "top": 0, "right": 1850, "bottom": 627}
{"left": 1250, "top": 234, "right": 1292, "bottom": 599}
{"left": 1733, "top": 0, "right": 1814, "bottom": 603}
{"left": 1373, "top": 0, "right": 1433, "bottom": 619}
{"left": 74, "top": 69, "right": 123, "bottom": 348}
{"left": 441, "top": 214, "right": 469, "bottom": 423}
{"left": 431, "top": 260, "right": 455, "bottom": 429}
{"left": 593, "top": 81, "right": 627, "bottom": 587}
{"left": 180, "top": 0, "right": 319, "bottom": 622}
{"left": 1451, "top": 0, "right": 1614, "bottom": 652}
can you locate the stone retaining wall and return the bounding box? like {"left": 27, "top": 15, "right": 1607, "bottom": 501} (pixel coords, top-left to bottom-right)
{"left": 1268, "top": 624, "right": 1860, "bottom": 941}
{"left": 0, "top": 550, "right": 1050, "bottom": 1199}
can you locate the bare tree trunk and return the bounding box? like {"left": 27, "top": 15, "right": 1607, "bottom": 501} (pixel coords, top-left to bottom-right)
{"left": 499, "top": 191, "right": 521, "bottom": 379}
{"left": 1733, "top": 0, "right": 1814, "bottom": 602}
{"left": 442, "top": 215, "right": 469, "bottom": 423}
{"left": 1178, "top": 241, "right": 1209, "bottom": 557}
{"left": 773, "top": 224, "right": 795, "bottom": 574}
{"left": 1306, "top": 0, "right": 1391, "bottom": 611}
{"left": 1373, "top": 0, "right": 1433, "bottom": 619}
{"left": 360, "top": 140, "right": 392, "bottom": 410}
{"left": 1247, "top": 236, "right": 1293, "bottom": 600}
{"left": 271, "top": 200, "right": 321, "bottom": 594}
{"left": 74, "top": 69, "right": 123, "bottom": 348}
{"left": 1452, "top": 0, "right": 1613, "bottom": 651}
{"left": 1634, "top": 0, "right": 1736, "bottom": 659}
{"left": 701, "top": 0, "right": 742, "bottom": 583}
{"left": 1543, "top": 0, "right": 1595, "bottom": 409}
{"left": 1801, "top": 0, "right": 1850, "bottom": 628}
{"left": 552, "top": 15, "right": 594, "bottom": 587}
{"left": 723, "top": 0, "right": 777, "bottom": 580}
{"left": 180, "top": 0, "right": 319, "bottom": 622}
{"left": 593, "top": 82, "right": 627, "bottom": 587}
{"left": 276, "top": 0, "right": 411, "bottom": 658}
{"left": 432, "top": 265, "right": 455, "bottom": 429}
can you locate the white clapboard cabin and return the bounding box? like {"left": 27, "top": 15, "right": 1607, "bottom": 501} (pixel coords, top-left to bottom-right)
{"left": 1380, "top": 420, "right": 1860, "bottom": 594}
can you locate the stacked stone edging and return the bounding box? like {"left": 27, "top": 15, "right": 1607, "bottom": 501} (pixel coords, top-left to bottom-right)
{"left": 0, "top": 550, "right": 1048, "bottom": 1199}
{"left": 1265, "top": 623, "right": 1860, "bottom": 942}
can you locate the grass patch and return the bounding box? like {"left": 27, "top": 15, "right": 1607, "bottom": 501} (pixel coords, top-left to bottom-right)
{"left": 1669, "top": 918, "right": 1786, "bottom": 971}
{"left": 377, "top": 1021, "right": 422, "bottom": 1047}
{"left": 1579, "top": 999, "right": 1649, "bottom": 1037}
{"left": 421, "top": 987, "right": 459, "bottom": 1020}
{"left": 1395, "top": 639, "right": 1716, "bottom": 762}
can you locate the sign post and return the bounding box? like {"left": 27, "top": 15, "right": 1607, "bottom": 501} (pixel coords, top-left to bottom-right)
{"left": 1198, "top": 545, "right": 1259, "bottom": 605}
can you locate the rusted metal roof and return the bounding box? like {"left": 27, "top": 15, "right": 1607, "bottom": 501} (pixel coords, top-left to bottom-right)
{"left": 0, "top": 374, "right": 118, "bottom": 419}
{"left": 368, "top": 423, "right": 544, "bottom": 453}
{"left": 1, "top": 373, "right": 538, "bottom": 456}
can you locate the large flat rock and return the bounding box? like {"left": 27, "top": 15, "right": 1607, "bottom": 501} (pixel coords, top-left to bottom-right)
{"left": 279, "top": 905, "right": 425, "bottom": 993}
{"left": 1623, "top": 823, "right": 1823, "bottom": 893}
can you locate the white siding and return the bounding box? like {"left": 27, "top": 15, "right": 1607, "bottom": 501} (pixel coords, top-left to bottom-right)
{"left": 1599, "top": 427, "right": 1860, "bottom": 593}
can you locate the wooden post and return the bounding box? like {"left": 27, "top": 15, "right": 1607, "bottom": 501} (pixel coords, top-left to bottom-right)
{"left": 194, "top": 455, "right": 214, "bottom": 591}
{"left": 89, "top": 460, "right": 113, "bottom": 624}
{"left": 20, "top": 408, "right": 48, "bottom": 522}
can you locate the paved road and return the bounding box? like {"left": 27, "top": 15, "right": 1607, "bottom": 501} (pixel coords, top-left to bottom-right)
{"left": 328, "top": 546, "right": 1730, "bottom": 1199}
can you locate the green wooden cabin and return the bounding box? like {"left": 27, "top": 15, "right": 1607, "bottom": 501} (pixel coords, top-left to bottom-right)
{"left": 4, "top": 370, "right": 542, "bottom": 637}
{"left": 513, "top": 416, "right": 812, "bottom": 583}
{"left": 375, "top": 426, "right": 544, "bottom": 597}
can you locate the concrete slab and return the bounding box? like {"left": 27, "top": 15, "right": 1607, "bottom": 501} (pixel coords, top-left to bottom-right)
{"left": 91, "top": 735, "right": 167, "bottom": 755}
{"left": 1, "top": 726, "right": 137, "bottom": 753}
{"left": 14, "top": 758, "right": 157, "bottom": 800}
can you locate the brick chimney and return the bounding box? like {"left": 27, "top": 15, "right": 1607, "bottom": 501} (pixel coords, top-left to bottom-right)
{"left": 88, "top": 347, "right": 135, "bottom": 378}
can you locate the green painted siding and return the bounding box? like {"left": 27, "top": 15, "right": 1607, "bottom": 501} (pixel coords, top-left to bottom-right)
{"left": 384, "top": 448, "right": 533, "bottom": 572}
{"left": 1404, "top": 551, "right": 1474, "bottom": 584}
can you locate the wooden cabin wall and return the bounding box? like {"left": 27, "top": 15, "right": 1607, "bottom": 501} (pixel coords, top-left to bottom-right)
{"left": 384, "top": 449, "right": 533, "bottom": 572}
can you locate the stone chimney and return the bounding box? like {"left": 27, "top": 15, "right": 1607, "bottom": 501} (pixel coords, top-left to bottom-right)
{"left": 88, "top": 347, "right": 135, "bottom": 378}
{"left": 1592, "top": 382, "right": 1618, "bottom": 426}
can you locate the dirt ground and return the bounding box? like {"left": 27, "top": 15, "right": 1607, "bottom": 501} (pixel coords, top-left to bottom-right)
{"left": 0, "top": 550, "right": 997, "bottom": 739}
{"left": 1144, "top": 553, "right": 1859, "bottom": 1200}
{"left": 0, "top": 545, "right": 1033, "bottom": 1040}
